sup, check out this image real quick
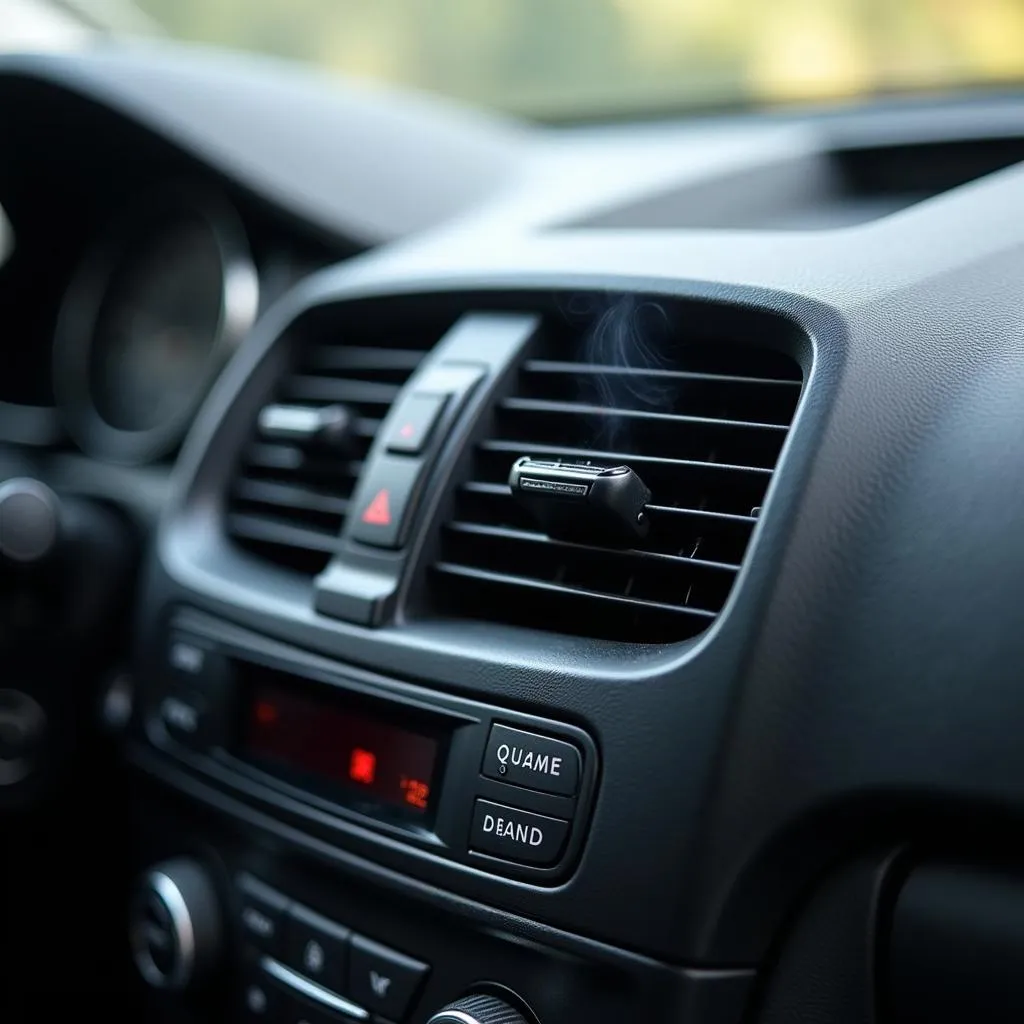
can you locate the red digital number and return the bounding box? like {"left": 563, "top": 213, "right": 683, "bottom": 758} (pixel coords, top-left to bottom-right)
{"left": 400, "top": 777, "right": 430, "bottom": 810}
{"left": 349, "top": 748, "right": 377, "bottom": 785}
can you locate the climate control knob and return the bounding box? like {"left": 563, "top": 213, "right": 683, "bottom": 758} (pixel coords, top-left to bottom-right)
{"left": 129, "top": 858, "right": 223, "bottom": 991}
{"left": 428, "top": 993, "right": 531, "bottom": 1024}
{"left": 0, "top": 478, "right": 60, "bottom": 565}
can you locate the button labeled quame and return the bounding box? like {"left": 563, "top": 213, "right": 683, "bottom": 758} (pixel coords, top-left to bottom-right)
{"left": 482, "top": 724, "right": 581, "bottom": 796}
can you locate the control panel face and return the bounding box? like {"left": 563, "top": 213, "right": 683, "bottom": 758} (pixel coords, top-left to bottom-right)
{"left": 236, "top": 873, "right": 431, "bottom": 1023}
{"left": 142, "top": 614, "right": 599, "bottom": 884}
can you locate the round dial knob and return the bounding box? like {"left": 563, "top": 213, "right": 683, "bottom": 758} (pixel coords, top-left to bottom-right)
{"left": 428, "top": 994, "right": 531, "bottom": 1024}
{"left": 129, "top": 858, "right": 223, "bottom": 991}
{"left": 0, "top": 689, "right": 47, "bottom": 787}
{"left": 0, "top": 478, "right": 60, "bottom": 564}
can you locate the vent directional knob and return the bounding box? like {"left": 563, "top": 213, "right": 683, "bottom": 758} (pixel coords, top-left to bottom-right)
{"left": 427, "top": 993, "right": 531, "bottom": 1024}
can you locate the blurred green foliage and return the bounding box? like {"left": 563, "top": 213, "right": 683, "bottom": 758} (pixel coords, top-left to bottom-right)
{"left": 133, "top": 0, "right": 1024, "bottom": 119}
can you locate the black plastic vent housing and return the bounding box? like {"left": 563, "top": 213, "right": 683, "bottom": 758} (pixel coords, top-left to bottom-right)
{"left": 430, "top": 295, "right": 805, "bottom": 643}
{"left": 225, "top": 311, "right": 445, "bottom": 575}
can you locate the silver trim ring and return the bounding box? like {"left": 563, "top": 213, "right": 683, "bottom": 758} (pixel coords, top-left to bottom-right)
{"left": 428, "top": 1013, "right": 486, "bottom": 1024}
{"left": 130, "top": 870, "right": 196, "bottom": 990}
{"left": 261, "top": 957, "right": 369, "bottom": 1019}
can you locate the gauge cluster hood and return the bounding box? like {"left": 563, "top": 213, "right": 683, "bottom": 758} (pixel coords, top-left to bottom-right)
{"left": 0, "top": 43, "right": 531, "bottom": 247}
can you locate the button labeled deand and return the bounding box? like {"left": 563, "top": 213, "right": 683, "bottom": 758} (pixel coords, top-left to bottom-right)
{"left": 348, "top": 934, "right": 429, "bottom": 1020}
{"left": 348, "top": 455, "right": 422, "bottom": 549}
{"left": 237, "top": 876, "right": 289, "bottom": 955}
{"left": 482, "top": 724, "right": 581, "bottom": 796}
{"left": 385, "top": 392, "right": 449, "bottom": 455}
{"left": 284, "top": 905, "right": 350, "bottom": 994}
{"left": 469, "top": 799, "right": 570, "bottom": 866}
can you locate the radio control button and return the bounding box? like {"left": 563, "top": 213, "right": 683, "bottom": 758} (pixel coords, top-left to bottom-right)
{"left": 285, "top": 905, "right": 350, "bottom": 993}
{"left": 240, "top": 961, "right": 282, "bottom": 1020}
{"left": 482, "top": 724, "right": 580, "bottom": 796}
{"left": 237, "top": 875, "right": 289, "bottom": 956}
{"left": 348, "top": 934, "right": 429, "bottom": 1020}
{"left": 158, "top": 692, "right": 209, "bottom": 750}
{"left": 166, "top": 634, "right": 227, "bottom": 691}
{"left": 469, "top": 799, "right": 570, "bottom": 866}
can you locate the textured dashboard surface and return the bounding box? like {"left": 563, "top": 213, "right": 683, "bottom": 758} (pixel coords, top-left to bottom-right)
{"left": 13, "top": 43, "right": 1023, "bottom": 971}
{"left": 147, "top": 140, "right": 1024, "bottom": 965}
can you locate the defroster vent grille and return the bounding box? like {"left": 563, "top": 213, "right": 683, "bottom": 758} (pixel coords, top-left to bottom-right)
{"left": 226, "top": 317, "right": 443, "bottom": 575}
{"left": 431, "top": 298, "right": 804, "bottom": 643}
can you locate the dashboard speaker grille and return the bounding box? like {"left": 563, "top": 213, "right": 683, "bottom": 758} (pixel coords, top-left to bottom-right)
{"left": 225, "top": 315, "right": 444, "bottom": 575}
{"left": 430, "top": 297, "right": 804, "bottom": 643}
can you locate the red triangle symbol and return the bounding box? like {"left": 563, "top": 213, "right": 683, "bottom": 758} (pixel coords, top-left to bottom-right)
{"left": 361, "top": 488, "right": 392, "bottom": 526}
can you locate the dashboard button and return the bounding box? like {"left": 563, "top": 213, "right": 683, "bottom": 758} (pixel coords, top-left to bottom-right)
{"left": 348, "top": 455, "right": 422, "bottom": 549}
{"left": 385, "top": 392, "right": 449, "bottom": 455}
{"left": 237, "top": 875, "right": 289, "bottom": 956}
{"left": 166, "top": 635, "right": 226, "bottom": 689}
{"left": 285, "top": 905, "right": 350, "bottom": 993}
{"left": 482, "top": 724, "right": 580, "bottom": 796}
{"left": 469, "top": 799, "right": 570, "bottom": 866}
{"left": 240, "top": 961, "right": 282, "bottom": 1020}
{"left": 348, "top": 934, "right": 428, "bottom": 1020}
{"left": 158, "top": 692, "right": 209, "bottom": 749}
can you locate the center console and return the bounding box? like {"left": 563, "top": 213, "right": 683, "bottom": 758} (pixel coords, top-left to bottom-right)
{"left": 123, "top": 257, "right": 811, "bottom": 1024}
{"left": 126, "top": 611, "right": 712, "bottom": 1024}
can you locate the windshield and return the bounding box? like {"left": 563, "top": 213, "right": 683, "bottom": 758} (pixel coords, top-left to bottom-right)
{"left": 25, "top": 0, "right": 1024, "bottom": 119}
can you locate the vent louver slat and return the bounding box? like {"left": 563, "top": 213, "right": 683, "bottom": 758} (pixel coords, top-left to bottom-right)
{"left": 225, "top": 324, "right": 441, "bottom": 576}
{"left": 430, "top": 299, "right": 804, "bottom": 644}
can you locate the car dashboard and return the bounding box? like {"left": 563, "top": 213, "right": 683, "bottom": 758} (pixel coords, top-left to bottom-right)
{"left": 3, "top": 40, "right": 1024, "bottom": 1024}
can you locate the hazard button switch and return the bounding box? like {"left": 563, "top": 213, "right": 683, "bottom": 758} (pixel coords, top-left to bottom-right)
{"left": 348, "top": 455, "right": 422, "bottom": 549}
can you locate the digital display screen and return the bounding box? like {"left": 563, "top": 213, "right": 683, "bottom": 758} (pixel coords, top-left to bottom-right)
{"left": 240, "top": 677, "right": 441, "bottom": 822}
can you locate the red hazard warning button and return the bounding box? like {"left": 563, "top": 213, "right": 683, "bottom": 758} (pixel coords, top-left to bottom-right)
{"left": 349, "top": 456, "right": 422, "bottom": 549}
{"left": 361, "top": 489, "right": 392, "bottom": 526}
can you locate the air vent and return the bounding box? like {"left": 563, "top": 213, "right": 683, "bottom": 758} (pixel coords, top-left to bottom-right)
{"left": 226, "top": 317, "right": 442, "bottom": 575}
{"left": 431, "top": 298, "right": 804, "bottom": 643}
